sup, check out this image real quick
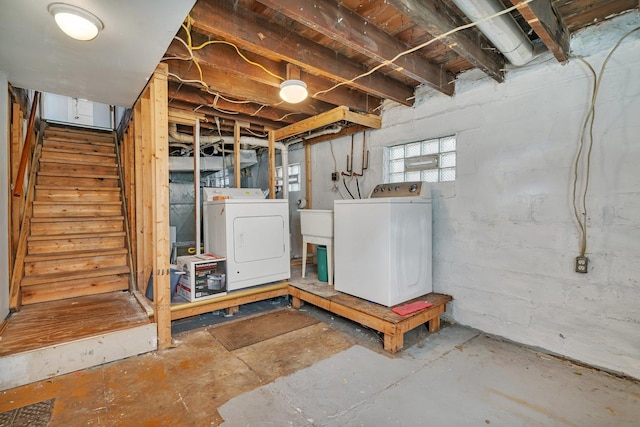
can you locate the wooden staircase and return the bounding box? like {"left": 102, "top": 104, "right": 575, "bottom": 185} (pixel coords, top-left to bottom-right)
{"left": 19, "top": 124, "right": 131, "bottom": 305}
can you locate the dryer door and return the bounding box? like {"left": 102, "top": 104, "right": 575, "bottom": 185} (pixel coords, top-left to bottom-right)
{"left": 233, "top": 215, "right": 286, "bottom": 263}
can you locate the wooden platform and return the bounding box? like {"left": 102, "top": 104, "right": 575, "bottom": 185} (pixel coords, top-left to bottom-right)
{"left": 288, "top": 282, "right": 452, "bottom": 353}
{"left": 0, "top": 291, "right": 150, "bottom": 357}
{"left": 170, "top": 283, "right": 290, "bottom": 320}
{"left": 0, "top": 291, "right": 157, "bottom": 390}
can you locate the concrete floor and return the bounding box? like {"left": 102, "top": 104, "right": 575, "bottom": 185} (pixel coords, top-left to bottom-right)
{"left": 1, "top": 300, "right": 639, "bottom": 426}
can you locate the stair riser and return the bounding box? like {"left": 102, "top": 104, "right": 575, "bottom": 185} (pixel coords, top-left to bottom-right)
{"left": 28, "top": 236, "right": 126, "bottom": 254}
{"left": 42, "top": 141, "right": 115, "bottom": 155}
{"left": 37, "top": 175, "right": 119, "bottom": 188}
{"left": 44, "top": 131, "right": 114, "bottom": 144}
{"left": 40, "top": 151, "right": 117, "bottom": 166}
{"left": 21, "top": 275, "right": 129, "bottom": 305}
{"left": 24, "top": 254, "right": 129, "bottom": 277}
{"left": 30, "top": 219, "right": 124, "bottom": 236}
{"left": 33, "top": 204, "right": 122, "bottom": 217}
{"left": 38, "top": 162, "right": 118, "bottom": 177}
{"left": 35, "top": 189, "right": 121, "bottom": 203}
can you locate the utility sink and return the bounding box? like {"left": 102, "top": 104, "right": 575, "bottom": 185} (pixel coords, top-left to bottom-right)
{"left": 299, "top": 209, "right": 333, "bottom": 238}
{"left": 298, "top": 209, "right": 334, "bottom": 285}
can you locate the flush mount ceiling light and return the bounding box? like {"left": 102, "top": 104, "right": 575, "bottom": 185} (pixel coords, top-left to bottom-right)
{"left": 279, "top": 79, "right": 308, "bottom": 104}
{"left": 48, "top": 3, "right": 104, "bottom": 41}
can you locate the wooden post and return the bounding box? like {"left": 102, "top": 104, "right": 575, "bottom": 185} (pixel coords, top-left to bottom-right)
{"left": 234, "top": 121, "right": 241, "bottom": 188}
{"left": 149, "top": 63, "right": 171, "bottom": 350}
{"left": 268, "top": 130, "right": 276, "bottom": 199}
{"left": 305, "top": 143, "right": 312, "bottom": 209}
{"left": 133, "top": 102, "right": 146, "bottom": 289}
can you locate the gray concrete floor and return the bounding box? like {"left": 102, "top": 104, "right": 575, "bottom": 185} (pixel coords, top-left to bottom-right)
{"left": 218, "top": 324, "right": 640, "bottom": 426}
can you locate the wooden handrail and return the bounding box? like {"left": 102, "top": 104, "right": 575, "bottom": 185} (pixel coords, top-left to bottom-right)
{"left": 13, "top": 91, "right": 40, "bottom": 198}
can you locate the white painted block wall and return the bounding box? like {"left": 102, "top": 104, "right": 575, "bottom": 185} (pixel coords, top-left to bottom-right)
{"left": 307, "top": 12, "right": 640, "bottom": 379}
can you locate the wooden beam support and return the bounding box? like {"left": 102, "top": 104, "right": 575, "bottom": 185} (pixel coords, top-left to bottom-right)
{"left": 148, "top": 63, "right": 171, "bottom": 350}
{"left": 189, "top": 0, "right": 416, "bottom": 106}
{"left": 234, "top": 121, "right": 241, "bottom": 188}
{"left": 167, "top": 60, "right": 333, "bottom": 117}
{"left": 256, "top": 0, "right": 454, "bottom": 94}
{"left": 273, "top": 106, "right": 380, "bottom": 141}
{"left": 268, "top": 131, "right": 276, "bottom": 198}
{"left": 168, "top": 83, "right": 299, "bottom": 127}
{"left": 168, "top": 107, "right": 205, "bottom": 126}
{"left": 509, "top": 0, "right": 570, "bottom": 62}
{"left": 305, "top": 143, "right": 312, "bottom": 210}
{"left": 166, "top": 35, "right": 382, "bottom": 114}
{"left": 386, "top": 0, "right": 505, "bottom": 82}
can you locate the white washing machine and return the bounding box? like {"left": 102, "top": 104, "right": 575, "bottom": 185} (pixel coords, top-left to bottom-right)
{"left": 334, "top": 182, "right": 432, "bottom": 307}
{"left": 203, "top": 188, "right": 290, "bottom": 291}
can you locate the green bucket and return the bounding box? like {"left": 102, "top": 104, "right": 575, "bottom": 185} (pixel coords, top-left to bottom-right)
{"left": 317, "top": 246, "right": 328, "bottom": 282}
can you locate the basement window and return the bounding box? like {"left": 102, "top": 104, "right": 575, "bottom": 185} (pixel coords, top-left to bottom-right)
{"left": 387, "top": 135, "right": 456, "bottom": 183}
{"left": 276, "top": 163, "right": 301, "bottom": 192}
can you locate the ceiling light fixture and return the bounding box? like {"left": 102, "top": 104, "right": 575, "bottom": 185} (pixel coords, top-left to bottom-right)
{"left": 279, "top": 79, "right": 308, "bottom": 104}
{"left": 48, "top": 3, "right": 104, "bottom": 41}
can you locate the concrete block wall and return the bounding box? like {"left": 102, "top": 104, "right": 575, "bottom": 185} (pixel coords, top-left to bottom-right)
{"left": 307, "top": 12, "right": 640, "bottom": 378}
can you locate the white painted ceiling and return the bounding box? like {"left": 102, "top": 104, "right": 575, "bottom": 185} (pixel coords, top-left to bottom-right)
{"left": 0, "top": 0, "right": 195, "bottom": 107}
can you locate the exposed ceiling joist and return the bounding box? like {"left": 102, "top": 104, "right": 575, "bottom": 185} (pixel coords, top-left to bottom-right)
{"left": 256, "top": 0, "right": 455, "bottom": 95}
{"left": 166, "top": 34, "right": 381, "bottom": 114}
{"left": 189, "top": 0, "right": 416, "bottom": 106}
{"left": 386, "top": 0, "right": 505, "bottom": 82}
{"left": 511, "top": 0, "right": 570, "bottom": 62}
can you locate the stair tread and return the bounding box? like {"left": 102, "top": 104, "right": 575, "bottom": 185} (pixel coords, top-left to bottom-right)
{"left": 28, "top": 231, "right": 126, "bottom": 241}
{"left": 37, "top": 170, "right": 118, "bottom": 177}
{"left": 39, "top": 158, "right": 118, "bottom": 166}
{"left": 33, "top": 201, "right": 122, "bottom": 205}
{"left": 24, "top": 248, "right": 129, "bottom": 262}
{"left": 41, "top": 147, "right": 116, "bottom": 157}
{"left": 21, "top": 265, "right": 130, "bottom": 286}
{"left": 30, "top": 216, "right": 124, "bottom": 223}
{"left": 35, "top": 185, "right": 121, "bottom": 192}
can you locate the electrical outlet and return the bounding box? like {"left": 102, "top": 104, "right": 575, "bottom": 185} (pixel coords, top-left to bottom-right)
{"left": 575, "top": 256, "right": 589, "bottom": 273}
{"left": 331, "top": 172, "right": 338, "bottom": 181}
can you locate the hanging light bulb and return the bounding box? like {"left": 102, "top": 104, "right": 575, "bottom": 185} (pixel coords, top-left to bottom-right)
{"left": 279, "top": 79, "right": 308, "bottom": 103}
{"left": 48, "top": 3, "right": 104, "bottom": 41}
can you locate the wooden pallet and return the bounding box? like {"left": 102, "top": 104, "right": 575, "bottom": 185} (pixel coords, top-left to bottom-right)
{"left": 288, "top": 282, "right": 452, "bottom": 353}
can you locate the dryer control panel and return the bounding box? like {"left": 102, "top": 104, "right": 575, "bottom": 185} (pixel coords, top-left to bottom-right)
{"left": 369, "top": 181, "right": 431, "bottom": 198}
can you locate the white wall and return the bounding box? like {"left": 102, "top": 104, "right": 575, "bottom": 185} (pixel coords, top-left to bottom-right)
{"left": 309, "top": 12, "right": 640, "bottom": 378}
{"left": 0, "top": 71, "right": 10, "bottom": 320}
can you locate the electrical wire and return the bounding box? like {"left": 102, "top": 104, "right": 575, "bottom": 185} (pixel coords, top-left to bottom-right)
{"left": 569, "top": 26, "right": 640, "bottom": 256}
{"left": 343, "top": 177, "right": 355, "bottom": 199}
{"left": 312, "top": 0, "right": 534, "bottom": 98}
{"left": 355, "top": 177, "right": 361, "bottom": 199}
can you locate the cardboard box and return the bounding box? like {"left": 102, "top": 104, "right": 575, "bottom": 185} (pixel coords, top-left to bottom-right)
{"left": 176, "top": 254, "right": 227, "bottom": 302}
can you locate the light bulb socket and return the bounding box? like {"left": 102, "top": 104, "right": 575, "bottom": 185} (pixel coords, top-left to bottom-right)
{"left": 279, "top": 79, "right": 308, "bottom": 104}
{"left": 48, "top": 3, "right": 104, "bottom": 41}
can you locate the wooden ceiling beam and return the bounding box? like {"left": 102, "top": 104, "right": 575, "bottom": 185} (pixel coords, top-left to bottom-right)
{"left": 273, "top": 106, "right": 381, "bottom": 141}
{"left": 189, "top": 0, "right": 416, "bottom": 106}
{"left": 256, "top": 0, "right": 454, "bottom": 95}
{"left": 166, "top": 34, "right": 383, "bottom": 114}
{"left": 509, "top": 0, "right": 570, "bottom": 62}
{"left": 386, "top": 0, "right": 505, "bottom": 82}
{"left": 166, "top": 60, "right": 334, "bottom": 117}
{"left": 168, "top": 100, "right": 283, "bottom": 133}
{"left": 167, "top": 82, "right": 300, "bottom": 125}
